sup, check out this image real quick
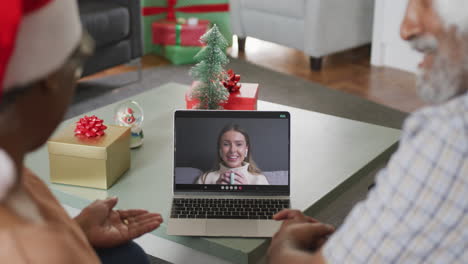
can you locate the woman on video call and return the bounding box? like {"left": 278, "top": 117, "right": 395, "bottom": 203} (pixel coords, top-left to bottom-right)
{"left": 197, "top": 124, "right": 270, "bottom": 185}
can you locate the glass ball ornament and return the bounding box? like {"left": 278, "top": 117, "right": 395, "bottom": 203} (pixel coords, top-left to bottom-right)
{"left": 114, "top": 101, "right": 144, "bottom": 148}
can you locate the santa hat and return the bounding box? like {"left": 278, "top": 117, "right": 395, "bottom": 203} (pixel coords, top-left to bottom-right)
{"left": 0, "top": 0, "right": 82, "bottom": 102}
{"left": 0, "top": 0, "right": 82, "bottom": 200}
{"left": 434, "top": 0, "right": 468, "bottom": 32}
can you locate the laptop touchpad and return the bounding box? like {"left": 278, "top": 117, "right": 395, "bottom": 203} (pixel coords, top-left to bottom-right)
{"left": 206, "top": 220, "right": 258, "bottom": 236}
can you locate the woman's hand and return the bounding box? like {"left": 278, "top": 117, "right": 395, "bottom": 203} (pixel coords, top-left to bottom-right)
{"left": 216, "top": 171, "right": 248, "bottom": 184}
{"left": 74, "top": 197, "right": 163, "bottom": 248}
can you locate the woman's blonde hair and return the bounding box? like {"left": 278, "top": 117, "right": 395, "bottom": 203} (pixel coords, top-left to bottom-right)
{"left": 199, "top": 124, "right": 262, "bottom": 183}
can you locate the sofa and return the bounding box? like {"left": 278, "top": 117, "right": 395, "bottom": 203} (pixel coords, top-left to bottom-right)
{"left": 229, "top": 0, "right": 375, "bottom": 71}
{"left": 78, "top": 0, "right": 142, "bottom": 77}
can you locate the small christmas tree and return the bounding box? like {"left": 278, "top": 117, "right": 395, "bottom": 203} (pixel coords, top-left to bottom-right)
{"left": 190, "top": 24, "right": 229, "bottom": 109}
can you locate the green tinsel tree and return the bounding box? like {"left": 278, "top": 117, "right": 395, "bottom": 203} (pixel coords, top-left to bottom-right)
{"left": 190, "top": 24, "right": 229, "bottom": 109}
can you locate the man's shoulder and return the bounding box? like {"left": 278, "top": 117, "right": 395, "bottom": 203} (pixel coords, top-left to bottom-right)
{"left": 403, "top": 93, "right": 467, "bottom": 141}
{"left": 397, "top": 94, "right": 467, "bottom": 180}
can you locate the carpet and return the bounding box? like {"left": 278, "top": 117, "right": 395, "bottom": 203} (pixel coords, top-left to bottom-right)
{"left": 71, "top": 58, "right": 407, "bottom": 264}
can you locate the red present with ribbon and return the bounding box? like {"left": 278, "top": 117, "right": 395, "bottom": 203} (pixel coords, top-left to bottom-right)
{"left": 141, "top": 0, "right": 231, "bottom": 55}
{"left": 142, "top": 0, "right": 229, "bottom": 21}
{"left": 186, "top": 81, "right": 259, "bottom": 110}
{"left": 152, "top": 19, "right": 210, "bottom": 46}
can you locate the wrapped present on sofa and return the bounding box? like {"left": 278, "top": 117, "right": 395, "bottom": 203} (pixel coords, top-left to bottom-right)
{"left": 47, "top": 116, "right": 131, "bottom": 189}
{"left": 141, "top": 0, "right": 231, "bottom": 55}
{"left": 186, "top": 80, "right": 259, "bottom": 110}
{"left": 152, "top": 18, "right": 210, "bottom": 46}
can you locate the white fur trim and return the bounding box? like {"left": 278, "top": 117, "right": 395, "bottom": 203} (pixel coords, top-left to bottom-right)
{"left": 434, "top": 0, "right": 468, "bottom": 32}
{"left": 0, "top": 149, "right": 15, "bottom": 201}
{"left": 6, "top": 188, "right": 45, "bottom": 223}
{"left": 3, "top": 0, "right": 82, "bottom": 90}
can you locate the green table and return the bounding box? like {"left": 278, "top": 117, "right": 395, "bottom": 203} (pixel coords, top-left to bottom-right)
{"left": 26, "top": 83, "right": 401, "bottom": 263}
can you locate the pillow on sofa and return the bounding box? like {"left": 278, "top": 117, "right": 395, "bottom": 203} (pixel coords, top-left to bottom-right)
{"left": 79, "top": 1, "right": 130, "bottom": 49}
{"left": 175, "top": 167, "right": 203, "bottom": 184}
{"left": 263, "top": 171, "right": 288, "bottom": 185}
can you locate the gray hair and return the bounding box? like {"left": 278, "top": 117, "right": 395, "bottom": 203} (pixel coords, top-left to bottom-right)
{"left": 434, "top": 0, "right": 468, "bottom": 32}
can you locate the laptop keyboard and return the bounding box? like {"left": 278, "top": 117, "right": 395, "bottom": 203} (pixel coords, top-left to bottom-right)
{"left": 170, "top": 198, "right": 290, "bottom": 219}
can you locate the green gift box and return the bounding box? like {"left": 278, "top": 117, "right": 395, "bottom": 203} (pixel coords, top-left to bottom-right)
{"left": 163, "top": 45, "right": 202, "bottom": 64}
{"left": 141, "top": 0, "right": 231, "bottom": 55}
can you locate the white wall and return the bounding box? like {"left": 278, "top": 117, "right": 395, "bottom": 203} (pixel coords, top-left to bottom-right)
{"left": 371, "top": 0, "right": 422, "bottom": 73}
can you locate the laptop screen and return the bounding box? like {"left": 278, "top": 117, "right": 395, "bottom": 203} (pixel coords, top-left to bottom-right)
{"left": 174, "top": 110, "right": 290, "bottom": 194}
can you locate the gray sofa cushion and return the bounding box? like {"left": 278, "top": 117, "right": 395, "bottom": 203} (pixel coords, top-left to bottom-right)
{"left": 241, "top": 0, "right": 305, "bottom": 19}
{"left": 263, "top": 171, "right": 288, "bottom": 185}
{"left": 175, "top": 167, "right": 203, "bottom": 184}
{"left": 82, "top": 40, "right": 131, "bottom": 76}
{"left": 79, "top": 1, "right": 130, "bottom": 49}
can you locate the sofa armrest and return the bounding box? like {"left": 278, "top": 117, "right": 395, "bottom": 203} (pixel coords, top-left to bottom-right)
{"left": 304, "top": 0, "right": 374, "bottom": 57}
{"left": 228, "top": 0, "right": 246, "bottom": 38}
{"left": 109, "top": 0, "right": 142, "bottom": 59}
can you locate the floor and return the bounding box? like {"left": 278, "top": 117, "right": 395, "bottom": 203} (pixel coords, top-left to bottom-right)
{"left": 82, "top": 37, "right": 425, "bottom": 114}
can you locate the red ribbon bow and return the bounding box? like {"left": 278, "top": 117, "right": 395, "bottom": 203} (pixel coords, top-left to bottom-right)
{"left": 223, "top": 69, "right": 241, "bottom": 93}
{"left": 142, "top": 0, "right": 229, "bottom": 21}
{"left": 75, "top": 115, "right": 107, "bottom": 138}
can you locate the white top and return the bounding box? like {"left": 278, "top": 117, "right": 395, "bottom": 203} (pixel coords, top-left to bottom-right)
{"left": 323, "top": 93, "right": 468, "bottom": 263}
{"left": 197, "top": 163, "right": 269, "bottom": 185}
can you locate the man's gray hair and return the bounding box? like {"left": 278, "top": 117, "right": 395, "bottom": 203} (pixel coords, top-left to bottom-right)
{"left": 434, "top": 0, "right": 468, "bottom": 32}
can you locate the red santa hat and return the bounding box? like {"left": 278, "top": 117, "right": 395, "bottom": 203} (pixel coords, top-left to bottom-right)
{"left": 434, "top": 0, "right": 468, "bottom": 32}
{"left": 0, "top": 0, "right": 82, "bottom": 102}
{"left": 0, "top": 0, "right": 82, "bottom": 200}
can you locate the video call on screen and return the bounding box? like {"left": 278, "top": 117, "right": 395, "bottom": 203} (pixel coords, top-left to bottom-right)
{"left": 175, "top": 117, "right": 289, "bottom": 186}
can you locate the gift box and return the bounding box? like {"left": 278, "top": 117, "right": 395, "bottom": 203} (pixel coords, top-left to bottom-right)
{"left": 152, "top": 19, "right": 210, "bottom": 46}
{"left": 142, "top": 0, "right": 231, "bottom": 55}
{"left": 47, "top": 124, "right": 131, "bottom": 189}
{"left": 163, "top": 45, "right": 202, "bottom": 64}
{"left": 186, "top": 82, "right": 259, "bottom": 110}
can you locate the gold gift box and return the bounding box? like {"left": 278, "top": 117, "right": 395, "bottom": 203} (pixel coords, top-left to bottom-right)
{"left": 47, "top": 124, "right": 131, "bottom": 189}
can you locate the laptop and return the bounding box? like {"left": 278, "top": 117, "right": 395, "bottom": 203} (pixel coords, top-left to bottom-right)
{"left": 167, "top": 110, "right": 291, "bottom": 237}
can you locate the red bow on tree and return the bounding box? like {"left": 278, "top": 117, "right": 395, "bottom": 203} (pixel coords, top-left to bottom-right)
{"left": 223, "top": 69, "right": 241, "bottom": 93}
{"left": 75, "top": 115, "right": 107, "bottom": 138}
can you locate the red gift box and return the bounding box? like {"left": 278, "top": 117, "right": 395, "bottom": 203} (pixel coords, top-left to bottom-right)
{"left": 152, "top": 20, "right": 210, "bottom": 46}
{"left": 186, "top": 82, "right": 259, "bottom": 110}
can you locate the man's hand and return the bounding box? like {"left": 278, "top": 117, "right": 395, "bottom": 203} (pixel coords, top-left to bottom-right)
{"left": 74, "top": 197, "right": 163, "bottom": 248}
{"left": 273, "top": 209, "right": 319, "bottom": 223}
{"left": 268, "top": 209, "right": 335, "bottom": 264}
